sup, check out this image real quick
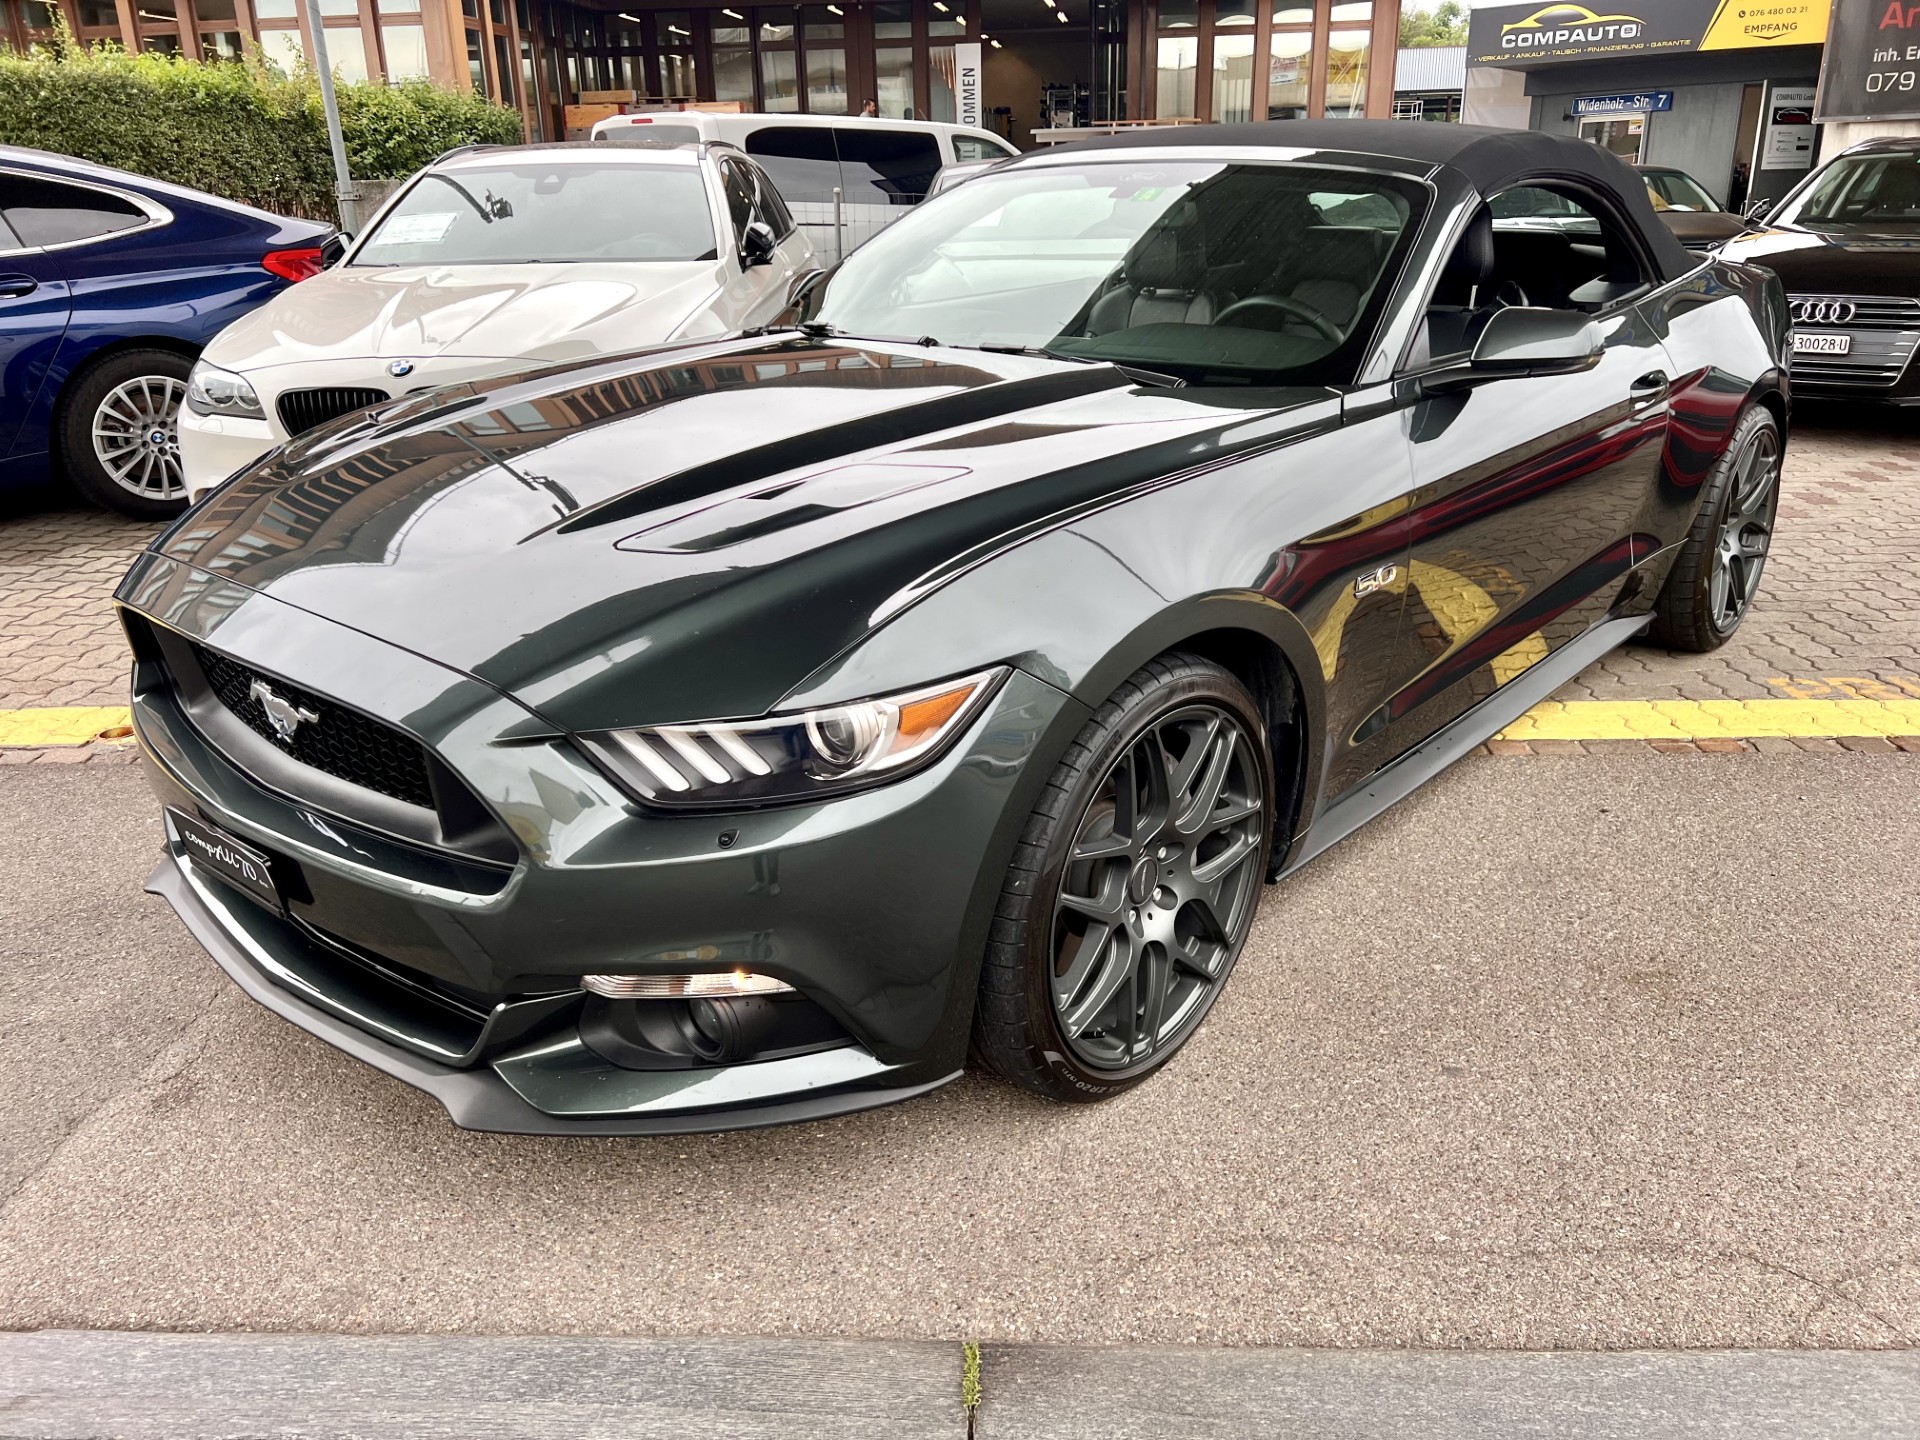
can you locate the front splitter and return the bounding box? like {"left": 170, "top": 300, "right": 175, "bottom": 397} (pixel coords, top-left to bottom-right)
{"left": 145, "top": 855, "right": 961, "bottom": 1136}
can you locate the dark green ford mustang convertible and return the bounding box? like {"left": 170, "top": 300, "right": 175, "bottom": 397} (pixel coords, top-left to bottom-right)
{"left": 117, "top": 122, "right": 1789, "bottom": 1133}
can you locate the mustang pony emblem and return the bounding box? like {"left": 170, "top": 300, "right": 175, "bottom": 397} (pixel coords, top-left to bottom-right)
{"left": 248, "top": 678, "right": 320, "bottom": 743}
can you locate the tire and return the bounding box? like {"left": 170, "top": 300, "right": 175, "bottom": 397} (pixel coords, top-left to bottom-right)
{"left": 58, "top": 348, "right": 194, "bottom": 520}
{"left": 972, "top": 653, "right": 1275, "bottom": 1102}
{"left": 1644, "top": 403, "right": 1781, "bottom": 653}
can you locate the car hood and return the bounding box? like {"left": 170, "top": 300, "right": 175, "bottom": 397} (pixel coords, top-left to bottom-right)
{"left": 204, "top": 261, "right": 726, "bottom": 373}
{"left": 1658, "top": 210, "right": 1748, "bottom": 248}
{"left": 1716, "top": 226, "right": 1920, "bottom": 292}
{"left": 133, "top": 336, "right": 1336, "bottom": 732}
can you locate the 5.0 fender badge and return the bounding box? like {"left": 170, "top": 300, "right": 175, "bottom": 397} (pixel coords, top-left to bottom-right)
{"left": 1354, "top": 564, "right": 1399, "bottom": 598}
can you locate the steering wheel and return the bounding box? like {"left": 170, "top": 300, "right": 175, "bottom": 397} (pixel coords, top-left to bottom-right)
{"left": 1212, "top": 294, "right": 1342, "bottom": 343}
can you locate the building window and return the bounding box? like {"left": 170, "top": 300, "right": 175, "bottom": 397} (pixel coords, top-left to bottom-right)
{"left": 1322, "top": 24, "right": 1368, "bottom": 117}
{"left": 800, "top": 4, "right": 844, "bottom": 114}
{"left": 1268, "top": 25, "right": 1309, "bottom": 118}
{"left": 1155, "top": 35, "right": 1196, "bottom": 118}
{"left": 875, "top": 43, "right": 914, "bottom": 119}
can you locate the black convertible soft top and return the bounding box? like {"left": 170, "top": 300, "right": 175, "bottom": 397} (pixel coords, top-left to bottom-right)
{"left": 1070, "top": 120, "right": 1699, "bottom": 283}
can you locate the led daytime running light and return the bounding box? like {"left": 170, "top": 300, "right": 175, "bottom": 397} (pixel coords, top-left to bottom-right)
{"left": 583, "top": 970, "right": 793, "bottom": 999}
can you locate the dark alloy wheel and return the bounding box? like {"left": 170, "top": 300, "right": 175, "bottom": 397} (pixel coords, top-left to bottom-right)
{"left": 973, "top": 653, "right": 1274, "bottom": 1101}
{"left": 1647, "top": 404, "right": 1781, "bottom": 653}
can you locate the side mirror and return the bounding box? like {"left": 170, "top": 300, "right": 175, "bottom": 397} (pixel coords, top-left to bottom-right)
{"left": 1423, "top": 307, "right": 1604, "bottom": 393}
{"left": 1743, "top": 198, "right": 1774, "bottom": 223}
{"left": 320, "top": 232, "right": 351, "bottom": 269}
{"left": 741, "top": 220, "right": 777, "bottom": 268}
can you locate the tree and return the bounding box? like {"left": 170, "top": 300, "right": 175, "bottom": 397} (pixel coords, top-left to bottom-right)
{"left": 1399, "top": 0, "right": 1467, "bottom": 47}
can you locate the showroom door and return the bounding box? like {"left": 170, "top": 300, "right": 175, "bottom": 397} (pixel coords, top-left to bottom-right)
{"left": 1578, "top": 115, "right": 1646, "bottom": 163}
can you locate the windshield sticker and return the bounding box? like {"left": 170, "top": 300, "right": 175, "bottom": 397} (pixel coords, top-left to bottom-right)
{"left": 372, "top": 212, "right": 457, "bottom": 245}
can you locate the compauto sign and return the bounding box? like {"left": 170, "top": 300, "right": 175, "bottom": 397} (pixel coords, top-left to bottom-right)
{"left": 1468, "top": 0, "right": 1831, "bottom": 65}
{"left": 1815, "top": 0, "right": 1920, "bottom": 119}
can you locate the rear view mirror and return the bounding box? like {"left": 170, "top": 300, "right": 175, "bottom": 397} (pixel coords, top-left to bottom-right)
{"left": 1420, "top": 307, "right": 1604, "bottom": 394}
{"left": 1469, "top": 306, "right": 1605, "bottom": 376}
{"left": 741, "top": 221, "right": 777, "bottom": 267}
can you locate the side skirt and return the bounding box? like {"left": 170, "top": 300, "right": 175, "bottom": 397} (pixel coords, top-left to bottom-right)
{"left": 1278, "top": 613, "right": 1651, "bottom": 879}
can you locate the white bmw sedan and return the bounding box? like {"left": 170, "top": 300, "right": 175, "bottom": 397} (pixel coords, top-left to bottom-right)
{"left": 179, "top": 140, "right": 815, "bottom": 501}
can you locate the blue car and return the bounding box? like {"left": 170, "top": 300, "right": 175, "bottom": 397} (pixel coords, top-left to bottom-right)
{"left": 1, "top": 146, "right": 332, "bottom": 518}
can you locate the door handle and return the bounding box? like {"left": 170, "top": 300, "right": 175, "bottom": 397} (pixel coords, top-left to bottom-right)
{"left": 0, "top": 275, "right": 38, "bottom": 299}
{"left": 1630, "top": 370, "right": 1670, "bottom": 403}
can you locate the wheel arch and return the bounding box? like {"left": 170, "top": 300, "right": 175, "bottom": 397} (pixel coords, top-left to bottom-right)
{"left": 1069, "top": 593, "right": 1327, "bottom": 864}
{"left": 49, "top": 334, "right": 202, "bottom": 433}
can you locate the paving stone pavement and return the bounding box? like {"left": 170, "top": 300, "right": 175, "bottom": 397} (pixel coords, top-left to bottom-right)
{"left": 1, "top": 409, "right": 1915, "bottom": 722}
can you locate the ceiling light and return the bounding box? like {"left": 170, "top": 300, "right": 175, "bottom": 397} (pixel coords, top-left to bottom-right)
{"left": 933, "top": 2, "right": 948, "bottom": 10}
{"left": 989, "top": 35, "right": 1002, "bottom": 45}
{"left": 827, "top": 3, "right": 842, "bottom": 10}
{"left": 722, "top": 6, "right": 742, "bottom": 14}
{"left": 618, "top": 10, "right": 639, "bottom": 18}
{"left": 668, "top": 22, "right": 688, "bottom": 32}
{"left": 1056, "top": 8, "right": 1067, "bottom": 18}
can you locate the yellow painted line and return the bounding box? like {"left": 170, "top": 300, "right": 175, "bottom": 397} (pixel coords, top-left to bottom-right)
{"left": 1499, "top": 698, "right": 1920, "bottom": 742}
{"left": 3, "top": 696, "right": 1917, "bottom": 750}
{"left": 0, "top": 706, "right": 134, "bottom": 748}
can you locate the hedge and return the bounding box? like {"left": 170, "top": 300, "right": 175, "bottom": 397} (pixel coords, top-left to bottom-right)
{"left": 0, "top": 38, "right": 526, "bottom": 222}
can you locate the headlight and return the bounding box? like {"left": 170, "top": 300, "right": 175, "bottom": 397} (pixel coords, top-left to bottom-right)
{"left": 581, "top": 668, "right": 1005, "bottom": 808}
{"left": 185, "top": 361, "right": 265, "bottom": 420}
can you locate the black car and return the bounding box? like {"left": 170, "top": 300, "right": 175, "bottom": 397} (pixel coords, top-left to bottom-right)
{"left": 1634, "top": 164, "right": 1752, "bottom": 253}
{"left": 117, "top": 122, "right": 1789, "bottom": 1134}
{"left": 1720, "top": 136, "right": 1920, "bottom": 404}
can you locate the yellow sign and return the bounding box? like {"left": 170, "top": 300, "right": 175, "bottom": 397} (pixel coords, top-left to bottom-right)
{"left": 1700, "top": 0, "right": 1831, "bottom": 48}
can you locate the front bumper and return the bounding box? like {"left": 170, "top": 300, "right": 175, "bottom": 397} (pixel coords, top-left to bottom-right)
{"left": 122, "top": 555, "right": 1084, "bottom": 1133}
{"left": 179, "top": 407, "right": 276, "bottom": 503}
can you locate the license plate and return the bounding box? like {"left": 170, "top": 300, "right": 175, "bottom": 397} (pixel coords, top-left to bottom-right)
{"left": 168, "top": 807, "right": 284, "bottom": 915}
{"left": 1792, "top": 332, "right": 1851, "bottom": 355}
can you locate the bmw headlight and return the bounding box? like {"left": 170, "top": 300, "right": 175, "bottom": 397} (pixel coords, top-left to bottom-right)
{"left": 581, "top": 669, "right": 1005, "bottom": 808}
{"left": 185, "top": 361, "right": 265, "bottom": 420}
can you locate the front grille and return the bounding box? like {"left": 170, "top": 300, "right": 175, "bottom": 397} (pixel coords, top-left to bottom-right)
{"left": 1788, "top": 294, "right": 1920, "bottom": 389}
{"left": 192, "top": 643, "right": 435, "bottom": 809}
{"left": 278, "top": 386, "right": 388, "bottom": 437}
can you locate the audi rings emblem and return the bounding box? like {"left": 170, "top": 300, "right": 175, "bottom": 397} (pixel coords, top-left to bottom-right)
{"left": 1790, "top": 299, "right": 1856, "bottom": 326}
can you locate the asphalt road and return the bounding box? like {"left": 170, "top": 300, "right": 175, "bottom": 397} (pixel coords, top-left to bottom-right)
{"left": 2, "top": 750, "right": 1917, "bottom": 1348}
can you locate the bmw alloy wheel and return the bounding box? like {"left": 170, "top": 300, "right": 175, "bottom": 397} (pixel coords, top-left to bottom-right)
{"left": 91, "top": 374, "right": 188, "bottom": 504}
{"left": 1050, "top": 702, "right": 1267, "bottom": 1073}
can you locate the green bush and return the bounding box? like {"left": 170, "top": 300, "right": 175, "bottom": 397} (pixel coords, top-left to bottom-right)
{"left": 0, "top": 38, "right": 524, "bottom": 222}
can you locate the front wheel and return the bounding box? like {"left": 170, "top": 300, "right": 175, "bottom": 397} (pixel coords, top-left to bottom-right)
{"left": 1645, "top": 403, "right": 1781, "bottom": 652}
{"left": 58, "top": 348, "right": 194, "bottom": 520}
{"left": 972, "top": 653, "right": 1274, "bottom": 1102}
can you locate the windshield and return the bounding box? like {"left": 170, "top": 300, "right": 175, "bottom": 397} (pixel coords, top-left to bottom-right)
{"left": 353, "top": 160, "right": 717, "bottom": 265}
{"left": 811, "top": 160, "right": 1423, "bottom": 384}
{"left": 1779, "top": 152, "right": 1920, "bottom": 233}
{"left": 1641, "top": 169, "right": 1717, "bottom": 212}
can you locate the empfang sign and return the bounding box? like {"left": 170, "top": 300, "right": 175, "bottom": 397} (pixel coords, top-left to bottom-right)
{"left": 1501, "top": 4, "right": 1645, "bottom": 49}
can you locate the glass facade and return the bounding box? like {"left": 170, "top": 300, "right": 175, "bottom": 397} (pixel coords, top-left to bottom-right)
{"left": 1, "top": 0, "right": 1377, "bottom": 146}
{"left": 1152, "top": 0, "right": 1389, "bottom": 122}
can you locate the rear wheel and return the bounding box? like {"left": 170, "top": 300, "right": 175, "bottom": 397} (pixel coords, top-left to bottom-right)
{"left": 58, "top": 348, "right": 193, "bottom": 520}
{"left": 1645, "top": 403, "right": 1780, "bottom": 653}
{"left": 972, "top": 653, "right": 1274, "bottom": 1102}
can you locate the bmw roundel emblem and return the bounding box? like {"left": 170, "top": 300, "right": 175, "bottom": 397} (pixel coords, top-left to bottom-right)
{"left": 388, "top": 359, "right": 415, "bottom": 377}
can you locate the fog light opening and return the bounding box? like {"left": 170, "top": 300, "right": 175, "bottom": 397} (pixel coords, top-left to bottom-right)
{"left": 581, "top": 969, "right": 794, "bottom": 1000}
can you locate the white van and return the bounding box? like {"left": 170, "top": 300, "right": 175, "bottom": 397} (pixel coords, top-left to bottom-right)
{"left": 592, "top": 112, "right": 1016, "bottom": 260}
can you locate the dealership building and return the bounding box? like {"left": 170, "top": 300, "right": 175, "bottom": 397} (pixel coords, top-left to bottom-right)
{"left": 1, "top": 0, "right": 1410, "bottom": 151}
{"left": 1461, "top": 0, "right": 1920, "bottom": 212}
